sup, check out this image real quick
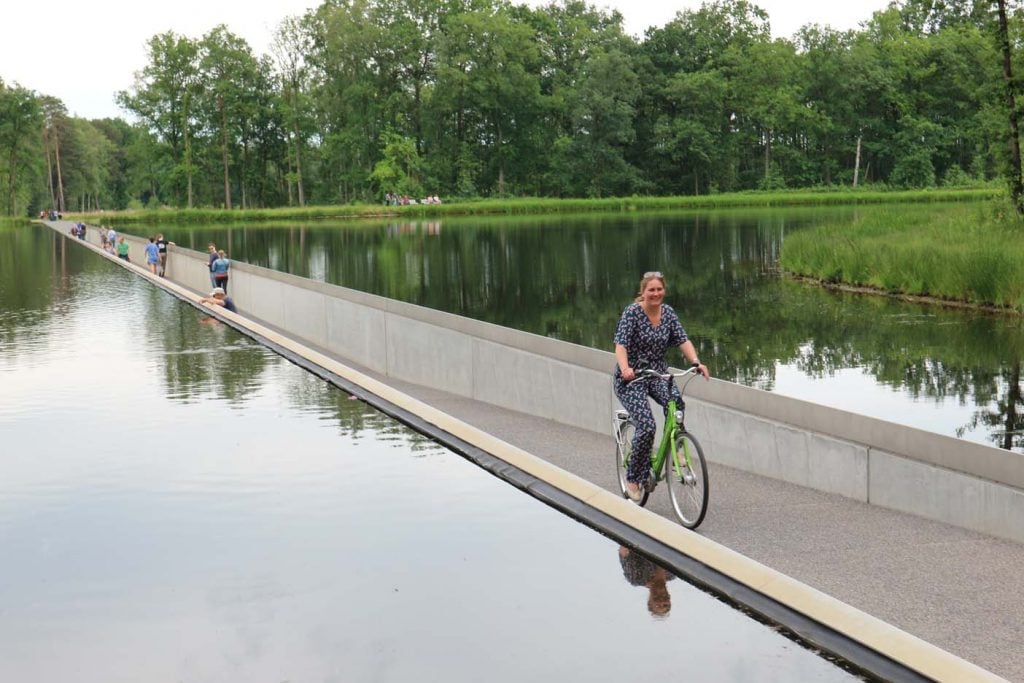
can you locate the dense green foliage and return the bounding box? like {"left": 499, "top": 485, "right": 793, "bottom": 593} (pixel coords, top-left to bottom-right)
{"left": 2, "top": 0, "right": 1023, "bottom": 215}
{"left": 780, "top": 201, "right": 1024, "bottom": 309}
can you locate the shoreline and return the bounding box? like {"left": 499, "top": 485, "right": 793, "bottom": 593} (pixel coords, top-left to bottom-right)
{"left": 786, "top": 273, "right": 1023, "bottom": 316}
{"left": 63, "top": 187, "right": 1000, "bottom": 225}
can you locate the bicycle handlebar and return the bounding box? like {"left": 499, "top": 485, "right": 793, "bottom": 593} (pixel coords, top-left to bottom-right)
{"left": 626, "top": 365, "right": 701, "bottom": 386}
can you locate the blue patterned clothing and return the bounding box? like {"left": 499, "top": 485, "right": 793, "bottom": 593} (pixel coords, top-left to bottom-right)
{"left": 613, "top": 302, "right": 687, "bottom": 484}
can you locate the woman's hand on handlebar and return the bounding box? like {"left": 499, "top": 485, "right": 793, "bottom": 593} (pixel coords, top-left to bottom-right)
{"left": 620, "top": 366, "right": 636, "bottom": 381}
{"left": 692, "top": 361, "right": 710, "bottom": 380}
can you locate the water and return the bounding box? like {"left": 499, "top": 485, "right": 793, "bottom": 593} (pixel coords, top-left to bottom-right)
{"left": 145, "top": 206, "right": 1024, "bottom": 450}
{"left": 0, "top": 227, "right": 859, "bottom": 679}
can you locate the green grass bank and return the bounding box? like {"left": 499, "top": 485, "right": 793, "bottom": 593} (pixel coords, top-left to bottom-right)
{"left": 780, "top": 201, "right": 1024, "bottom": 312}
{"left": 65, "top": 187, "right": 1000, "bottom": 225}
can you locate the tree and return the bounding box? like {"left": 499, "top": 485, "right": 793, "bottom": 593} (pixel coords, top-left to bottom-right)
{"left": 995, "top": 0, "right": 1024, "bottom": 212}
{"left": 117, "top": 32, "right": 200, "bottom": 207}
{"left": 0, "top": 81, "right": 43, "bottom": 216}
{"left": 370, "top": 130, "right": 424, "bottom": 195}
{"left": 272, "top": 14, "right": 313, "bottom": 206}
{"left": 197, "top": 25, "right": 262, "bottom": 210}
{"left": 434, "top": 6, "right": 544, "bottom": 195}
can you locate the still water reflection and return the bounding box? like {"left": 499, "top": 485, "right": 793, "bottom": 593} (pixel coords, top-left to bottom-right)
{"left": 149, "top": 207, "right": 1024, "bottom": 450}
{"left": 0, "top": 227, "right": 858, "bottom": 680}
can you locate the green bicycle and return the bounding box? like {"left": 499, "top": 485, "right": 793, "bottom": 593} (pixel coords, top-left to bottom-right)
{"left": 612, "top": 366, "right": 709, "bottom": 529}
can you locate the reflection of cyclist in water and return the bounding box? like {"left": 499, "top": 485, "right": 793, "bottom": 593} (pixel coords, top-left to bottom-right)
{"left": 618, "top": 545, "right": 675, "bottom": 617}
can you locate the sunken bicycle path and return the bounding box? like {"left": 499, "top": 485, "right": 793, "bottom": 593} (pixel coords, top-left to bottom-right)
{"left": 334, "top": 353, "right": 1022, "bottom": 681}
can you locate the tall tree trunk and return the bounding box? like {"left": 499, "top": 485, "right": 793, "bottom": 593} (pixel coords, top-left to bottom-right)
{"left": 496, "top": 120, "right": 505, "bottom": 196}
{"left": 853, "top": 135, "right": 862, "bottom": 188}
{"left": 7, "top": 148, "right": 16, "bottom": 215}
{"left": 291, "top": 85, "right": 305, "bottom": 207}
{"left": 53, "top": 128, "right": 66, "bottom": 212}
{"left": 997, "top": 0, "right": 1024, "bottom": 213}
{"left": 241, "top": 142, "right": 249, "bottom": 209}
{"left": 219, "top": 96, "right": 231, "bottom": 210}
{"left": 43, "top": 128, "right": 55, "bottom": 209}
{"left": 184, "top": 93, "right": 194, "bottom": 209}
{"left": 764, "top": 128, "right": 772, "bottom": 184}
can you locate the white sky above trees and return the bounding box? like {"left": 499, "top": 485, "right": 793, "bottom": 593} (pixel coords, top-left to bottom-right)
{"left": 5, "top": 0, "right": 888, "bottom": 120}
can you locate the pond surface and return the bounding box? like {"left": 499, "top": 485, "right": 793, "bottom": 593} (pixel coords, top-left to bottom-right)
{"left": 0, "top": 227, "right": 860, "bottom": 680}
{"left": 148, "top": 206, "right": 1024, "bottom": 451}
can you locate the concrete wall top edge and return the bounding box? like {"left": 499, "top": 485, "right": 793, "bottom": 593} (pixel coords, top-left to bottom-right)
{"left": 74, "top": 223, "right": 1024, "bottom": 491}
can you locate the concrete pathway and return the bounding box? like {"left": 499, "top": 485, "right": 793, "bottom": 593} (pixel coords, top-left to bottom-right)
{"left": 358, "top": 372, "right": 1022, "bottom": 681}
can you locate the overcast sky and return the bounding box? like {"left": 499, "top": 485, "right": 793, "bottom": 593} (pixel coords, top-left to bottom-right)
{"left": 5, "top": 0, "right": 890, "bottom": 120}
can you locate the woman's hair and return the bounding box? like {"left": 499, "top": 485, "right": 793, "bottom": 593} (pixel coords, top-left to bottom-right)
{"left": 634, "top": 271, "right": 666, "bottom": 303}
{"left": 218, "top": 250, "right": 226, "bottom": 257}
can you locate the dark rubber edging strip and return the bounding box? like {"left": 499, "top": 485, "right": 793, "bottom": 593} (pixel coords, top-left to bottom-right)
{"left": 90, "top": 235, "right": 926, "bottom": 683}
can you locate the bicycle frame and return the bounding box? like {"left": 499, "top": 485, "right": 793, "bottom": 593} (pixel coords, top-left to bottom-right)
{"left": 632, "top": 368, "right": 699, "bottom": 490}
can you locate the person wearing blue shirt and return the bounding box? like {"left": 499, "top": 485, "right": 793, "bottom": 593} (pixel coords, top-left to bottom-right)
{"left": 211, "top": 250, "right": 230, "bottom": 294}
{"left": 144, "top": 237, "right": 160, "bottom": 275}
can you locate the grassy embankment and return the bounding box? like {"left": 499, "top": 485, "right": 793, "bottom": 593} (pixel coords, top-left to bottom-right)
{"left": 65, "top": 187, "right": 1000, "bottom": 225}
{"left": 780, "top": 201, "right": 1024, "bottom": 312}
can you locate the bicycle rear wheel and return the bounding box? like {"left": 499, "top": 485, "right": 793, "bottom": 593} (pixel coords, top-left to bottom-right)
{"left": 666, "top": 431, "right": 709, "bottom": 529}
{"left": 614, "top": 419, "right": 649, "bottom": 506}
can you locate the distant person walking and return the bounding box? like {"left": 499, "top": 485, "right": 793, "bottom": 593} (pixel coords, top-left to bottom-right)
{"left": 155, "top": 233, "right": 174, "bottom": 277}
{"left": 106, "top": 227, "right": 117, "bottom": 254}
{"left": 206, "top": 243, "right": 219, "bottom": 288}
{"left": 144, "top": 237, "right": 160, "bottom": 274}
{"left": 116, "top": 236, "right": 130, "bottom": 262}
{"left": 211, "top": 250, "right": 230, "bottom": 294}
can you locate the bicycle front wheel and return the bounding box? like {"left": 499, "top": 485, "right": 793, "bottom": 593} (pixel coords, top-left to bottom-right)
{"left": 615, "top": 420, "right": 649, "bottom": 506}
{"left": 666, "top": 431, "right": 709, "bottom": 529}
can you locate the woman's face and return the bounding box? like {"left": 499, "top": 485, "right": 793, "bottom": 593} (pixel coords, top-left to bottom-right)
{"left": 642, "top": 278, "right": 665, "bottom": 306}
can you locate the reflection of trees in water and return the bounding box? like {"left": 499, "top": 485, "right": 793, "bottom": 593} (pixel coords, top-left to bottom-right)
{"left": 958, "top": 361, "right": 1024, "bottom": 451}
{"left": 155, "top": 211, "right": 1024, "bottom": 450}
{"left": 0, "top": 228, "right": 100, "bottom": 351}
{"left": 281, "top": 373, "right": 441, "bottom": 454}
{"left": 138, "top": 287, "right": 271, "bottom": 404}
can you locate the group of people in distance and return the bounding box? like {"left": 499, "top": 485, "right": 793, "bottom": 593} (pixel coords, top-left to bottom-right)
{"left": 71, "top": 221, "right": 235, "bottom": 315}
{"left": 383, "top": 192, "right": 441, "bottom": 206}
{"left": 98, "top": 226, "right": 130, "bottom": 262}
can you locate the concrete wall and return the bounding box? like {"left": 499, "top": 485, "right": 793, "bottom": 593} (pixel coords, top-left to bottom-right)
{"left": 53, "top": 221, "right": 1024, "bottom": 543}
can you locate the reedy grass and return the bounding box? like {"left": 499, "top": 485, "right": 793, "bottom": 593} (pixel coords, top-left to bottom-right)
{"left": 780, "top": 201, "right": 1024, "bottom": 310}
{"left": 65, "top": 187, "right": 1000, "bottom": 226}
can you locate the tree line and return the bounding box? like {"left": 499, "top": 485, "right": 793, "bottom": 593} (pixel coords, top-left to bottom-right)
{"left": 1, "top": 0, "right": 1021, "bottom": 216}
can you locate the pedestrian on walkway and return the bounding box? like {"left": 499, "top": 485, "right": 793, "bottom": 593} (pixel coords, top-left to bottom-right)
{"left": 144, "top": 237, "right": 160, "bottom": 274}
{"left": 206, "top": 243, "right": 219, "bottom": 288}
{"left": 116, "top": 236, "right": 130, "bottom": 262}
{"left": 211, "top": 250, "right": 230, "bottom": 294}
{"left": 155, "top": 233, "right": 174, "bottom": 277}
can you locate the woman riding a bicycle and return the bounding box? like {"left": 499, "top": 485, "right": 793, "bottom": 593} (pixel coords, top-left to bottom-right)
{"left": 614, "top": 271, "right": 710, "bottom": 502}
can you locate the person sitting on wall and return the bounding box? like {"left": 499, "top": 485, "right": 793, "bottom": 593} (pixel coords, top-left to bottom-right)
{"left": 198, "top": 287, "right": 237, "bottom": 313}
